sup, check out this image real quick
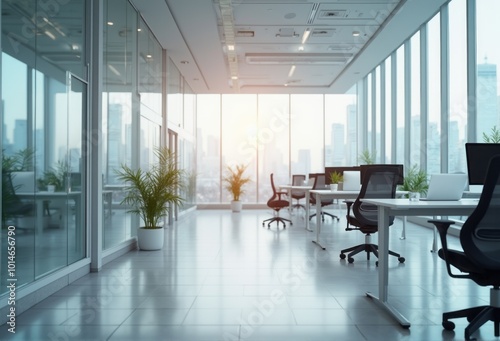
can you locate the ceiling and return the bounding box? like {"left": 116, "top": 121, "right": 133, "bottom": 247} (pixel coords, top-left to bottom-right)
{"left": 0, "top": 0, "right": 448, "bottom": 95}
{"left": 133, "top": 0, "right": 448, "bottom": 94}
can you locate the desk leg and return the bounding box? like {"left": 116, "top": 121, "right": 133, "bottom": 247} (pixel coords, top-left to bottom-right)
{"left": 305, "top": 193, "right": 312, "bottom": 232}
{"left": 366, "top": 206, "right": 411, "bottom": 328}
{"left": 400, "top": 216, "right": 406, "bottom": 240}
{"left": 312, "top": 193, "right": 326, "bottom": 250}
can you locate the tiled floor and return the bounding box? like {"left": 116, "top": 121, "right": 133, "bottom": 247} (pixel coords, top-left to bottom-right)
{"left": 1, "top": 208, "right": 497, "bottom": 341}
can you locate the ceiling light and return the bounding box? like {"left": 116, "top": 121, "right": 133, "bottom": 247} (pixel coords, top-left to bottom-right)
{"left": 137, "top": 28, "right": 142, "bottom": 32}
{"left": 298, "top": 46, "right": 304, "bottom": 51}
{"left": 301, "top": 29, "right": 311, "bottom": 44}
{"left": 231, "top": 76, "right": 238, "bottom": 80}
{"left": 288, "top": 65, "right": 296, "bottom": 78}
{"left": 107, "top": 21, "right": 114, "bottom": 26}
{"left": 44, "top": 30, "right": 56, "bottom": 40}
{"left": 227, "top": 45, "right": 235, "bottom": 51}
{"left": 352, "top": 31, "right": 360, "bottom": 37}
{"left": 107, "top": 64, "right": 121, "bottom": 77}
{"left": 180, "top": 60, "right": 189, "bottom": 64}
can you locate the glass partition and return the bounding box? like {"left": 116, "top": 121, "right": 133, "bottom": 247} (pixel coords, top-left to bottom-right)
{"left": 1, "top": 0, "right": 87, "bottom": 293}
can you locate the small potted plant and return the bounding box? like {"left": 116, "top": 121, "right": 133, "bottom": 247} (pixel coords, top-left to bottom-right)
{"left": 117, "top": 147, "right": 184, "bottom": 250}
{"left": 398, "top": 164, "right": 428, "bottom": 201}
{"left": 223, "top": 163, "right": 251, "bottom": 212}
{"left": 329, "top": 171, "right": 343, "bottom": 191}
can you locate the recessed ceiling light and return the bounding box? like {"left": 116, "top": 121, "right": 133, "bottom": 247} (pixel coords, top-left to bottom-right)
{"left": 180, "top": 60, "right": 189, "bottom": 64}
{"left": 227, "top": 45, "right": 235, "bottom": 51}
{"left": 231, "top": 76, "right": 238, "bottom": 80}
{"left": 352, "top": 31, "right": 360, "bottom": 37}
{"left": 107, "top": 21, "right": 114, "bottom": 26}
{"left": 298, "top": 46, "right": 304, "bottom": 51}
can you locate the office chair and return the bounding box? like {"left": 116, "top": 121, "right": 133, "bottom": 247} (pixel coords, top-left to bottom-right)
{"left": 428, "top": 155, "right": 500, "bottom": 341}
{"left": 309, "top": 173, "right": 340, "bottom": 222}
{"left": 291, "top": 174, "right": 306, "bottom": 212}
{"left": 262, "top": 173, "right": 292, "bottom": 229}
{"left": 339, "top": 166, "right": 405, "bottom": 265}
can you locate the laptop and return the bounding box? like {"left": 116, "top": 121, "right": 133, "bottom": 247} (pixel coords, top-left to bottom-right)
{"left": 342, "top": 171, "right": 361, "bottom": 191}
{"left": 420, "top": 173, "right": 468, "bottom": 201}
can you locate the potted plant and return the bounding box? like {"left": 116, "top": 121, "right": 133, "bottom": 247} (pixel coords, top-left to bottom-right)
{"left": 223, "top": 163, "right": 251, "bottom": 212}
{"left": 117, "top": 147, "right": 184, "bottom": 250}
{"left": 329, "top": 171, "right": 343, "bottom": 191}
{"left": 398, "top": 164, "right": 429, "bottom": 201}
{"left": 358, "top": 149, "right": 376, "bottom": 165}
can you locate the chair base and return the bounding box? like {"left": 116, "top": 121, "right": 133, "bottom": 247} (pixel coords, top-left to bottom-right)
{"left": 339, "top": 241, "right": 404, "bottom": 265}
{"left": 309, "top": 211, "right": 339, "bottom": 222}
{"left": 442, "top": 288, "right": 500, "bottom": 340}
{"left": 262, "top": 215, "right": 292, "bottom": 229}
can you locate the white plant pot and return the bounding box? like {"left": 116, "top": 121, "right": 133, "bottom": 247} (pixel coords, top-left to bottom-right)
{"left": 330, "top": 184, "right": 338, "bottom": 191}
{"left": 231, "top": 200, "right": 242, "bottom": 212}
{"left": 137, "top": 227, "right": 164, "bottom": 250}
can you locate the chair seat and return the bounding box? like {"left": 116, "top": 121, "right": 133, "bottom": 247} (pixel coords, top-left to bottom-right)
{"left": 268, "top": 200, "right": 289, "bottom": 209}
{"left": 438, "top": 249, "right": 500, "bottom": 286}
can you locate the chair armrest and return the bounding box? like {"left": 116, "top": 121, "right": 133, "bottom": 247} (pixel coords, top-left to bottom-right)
{"left": 428, "top": 219, "right": 470, "bottom": 279}
{"left": 344, "top": 200, "right": 355, "bottom": 231}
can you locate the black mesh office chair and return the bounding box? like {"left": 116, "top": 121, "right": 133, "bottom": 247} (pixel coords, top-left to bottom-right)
{"left": 428, "top": 155, "right": 500, "bottom": 341}
{"left": 262, "top": 173, "right": 292, "bottom": 229}
{"left": 291, "top": 174, "right": 306, "bottom": 211}
{"left": 309, "top": 173, "right": 339, "bottom": 222}
{"left": 339, "top": 166, "right": 405, "bottom": 265}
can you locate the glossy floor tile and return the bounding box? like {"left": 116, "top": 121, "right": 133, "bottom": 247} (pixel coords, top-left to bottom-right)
{"left": 1, "top": 208, "right": 497, "bottom": 340}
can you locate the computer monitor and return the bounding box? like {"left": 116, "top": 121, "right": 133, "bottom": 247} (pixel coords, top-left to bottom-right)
{"left": 465, "top": 143, "right": 500, "bottom": 185}
{"left": 359, "top": 164, "right": 404, "bottom": 185}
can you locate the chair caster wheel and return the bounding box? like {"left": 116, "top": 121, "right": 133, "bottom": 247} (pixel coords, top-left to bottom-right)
{"left": 398, "top": 257, "right": 405, "bottom": 263}
{"left": 339, "top": 253, "right": 346, "bottom": 260}
{"left": 442, "top": 320, "right": 455, "bottom": 331}
{"left": 375, "top": 261, "right": 379, "bottom": 267}
{"left": 348, "top": 257, "right": 354, "bottom": 263}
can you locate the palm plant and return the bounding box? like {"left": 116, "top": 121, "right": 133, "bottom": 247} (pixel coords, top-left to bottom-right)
{"left": 399, "top": 164, "right": 429, "bottom": 195}
{"left": 117, "top": 147, "right": 184, "bottom": 229}
{"left": 223, "top": 163, "right": 251, "bottom": 202}
{"left": 329, "top": 171, "right": 344, "bottom": 184}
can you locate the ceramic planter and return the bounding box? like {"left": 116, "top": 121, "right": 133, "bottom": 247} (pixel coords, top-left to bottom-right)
{"left": 137, "top": 227, "right": 164, "bottom": 250}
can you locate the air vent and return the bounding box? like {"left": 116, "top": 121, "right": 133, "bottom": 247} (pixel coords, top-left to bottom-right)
{"left": 318, "top": 10, "right": 347, "bottom": 18}
{"left": 245, "top": 53, "right": 352, "bottom": 65}
{"left": 276, "top": 28, "right": 299, "bottom": 38}
{"left": 311, "top": 28, "right": 336, "bottom": 37}
{"left": 236, "top": 30, "right": 255, "bottom": 37}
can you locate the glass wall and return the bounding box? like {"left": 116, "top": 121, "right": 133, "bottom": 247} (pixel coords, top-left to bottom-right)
{"left": 1, "top": 0, "right": 87, "bottom": 293}
{"left": 448, "top": 0, "right": 468, "bottom": 172}
{"left": 195, "top": 93, "right": 357, "bottom": 204}
{"left": 476, "top": 0, "right": 500, "bottom": 141}
{"left": 102, "top": 0, "right": 137, "bottom": 249}
{"left": 427, "top": 13, "right": 442, "bottom": 175}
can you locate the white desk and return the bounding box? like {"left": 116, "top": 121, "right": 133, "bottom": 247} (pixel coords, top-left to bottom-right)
{"left": 307, "top": 190, "right": 361, "bottom": 248}
{"left": 17, "top": 191, "right": 82, "bottom": 235}
{"left": 361, "top": 198, "right": 477, "bottom": 328}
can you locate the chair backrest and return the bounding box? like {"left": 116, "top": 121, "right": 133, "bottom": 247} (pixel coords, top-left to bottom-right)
{"left": 352, "top": 166, "right": 399, "bottom": 226}
{"left": 2, "top": 172, "right": 22, "bottom": 210}
{"left": 291, "top": 174, "right": 306, "bottom": 198}
{"left": 461, "top": 155, "right": 500, "bottom": 270}
{"left": 267, "top": 173, "right": 279, "bottom": 204}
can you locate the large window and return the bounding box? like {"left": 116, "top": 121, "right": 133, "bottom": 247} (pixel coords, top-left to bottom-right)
{"left": 448, "top": 0, "right": 468, "bottom": 172}
{"left": 410, "top": 32, "right": 421, "bottom": 167}
{"left": 427, "top": 13, "right": 442, "bottom": 175}
{"left": 476, "top": 0, "right": 500, "bottom": 141}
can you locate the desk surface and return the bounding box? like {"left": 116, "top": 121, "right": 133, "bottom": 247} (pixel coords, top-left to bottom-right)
{"left": 362, "top": 198, "right": 478, "bottom": 210}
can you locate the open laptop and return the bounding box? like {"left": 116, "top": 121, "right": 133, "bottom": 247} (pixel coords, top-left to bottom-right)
{"left": 420, "top": 173, "right": 468, "bottom": 201}
{"left": 342, "top": 171, "right": 361, "bottom": 191}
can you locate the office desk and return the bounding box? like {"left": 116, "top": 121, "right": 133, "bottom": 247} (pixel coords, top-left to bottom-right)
{"left": 307, "top": 190, "right": 360, "bottom": 248}
{"left": 17, "top": 192, "right": 82, "bottom": 235}
{"left": 361, "top": 198, "right": 477, "bottom": 328}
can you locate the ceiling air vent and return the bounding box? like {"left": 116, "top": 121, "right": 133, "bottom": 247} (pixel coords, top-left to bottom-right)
{"left": 318, "top": 10, "right": 347, "bottom": 19}
{"left": 245, "top": 53, "right": 352, "bottom": 65}
{"left": 311, "top": 28, "right": 336, "bottom": 37}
